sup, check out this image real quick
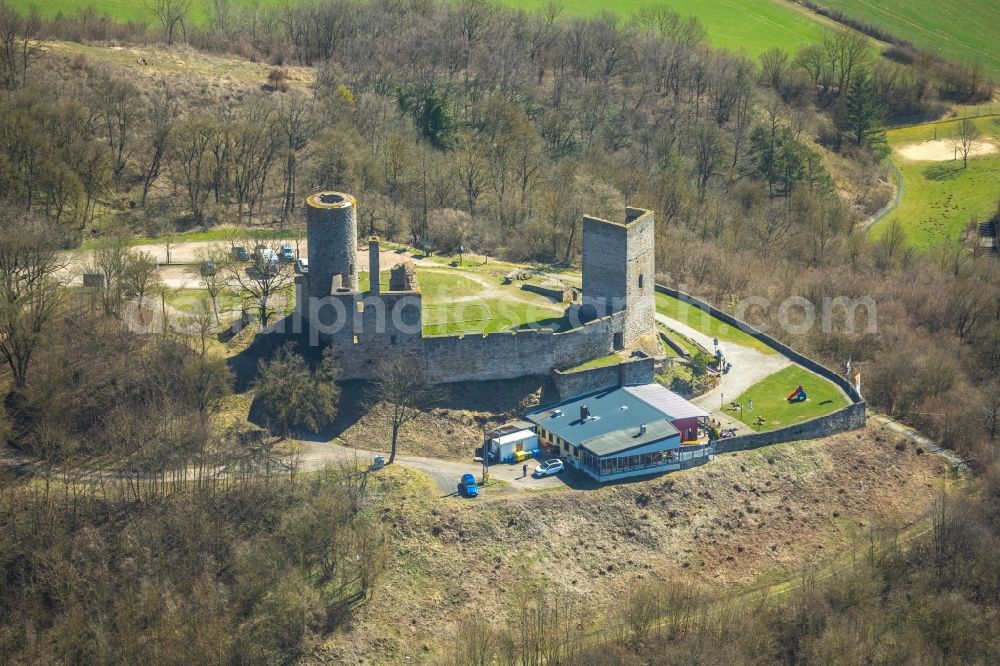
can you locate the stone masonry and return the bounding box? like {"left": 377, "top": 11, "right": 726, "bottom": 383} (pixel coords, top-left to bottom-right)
{"left": 581, "top": 207, "right": 656, "bottom": 349}
{"left": 295, "top": 192, "right": 657, "bottom": 383}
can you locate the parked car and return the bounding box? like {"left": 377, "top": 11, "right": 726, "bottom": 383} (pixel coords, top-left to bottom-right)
{"left": 232, "top": 245, "right": 249, "bottom": 261}
{"left": 280, "top": 242, "right": 294, "bottom": 262}
{"left": 533, "top": 459, "right": 564, "bottom": 477}
{"left": 459, "top": 473, "right": 479, "bottom": 497}
{"left": 199, "top": 259, "right": 216, "bottom": 276}
{"left": 253, "top": 246, "right": 279, "bottom": 274}
{"left": 295, "top": 258, "right": 309, "bottom": 274}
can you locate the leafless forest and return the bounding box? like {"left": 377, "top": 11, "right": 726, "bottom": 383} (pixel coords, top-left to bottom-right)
{"left": 1, "top": 0, "right": 999, "bottom": 662}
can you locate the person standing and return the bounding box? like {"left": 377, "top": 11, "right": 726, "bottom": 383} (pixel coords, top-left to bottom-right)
{"left": 522, "top": 463, "right": 528, "bottom": 478}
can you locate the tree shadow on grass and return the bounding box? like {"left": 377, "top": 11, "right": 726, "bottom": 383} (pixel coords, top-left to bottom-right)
{"left": 512, "top": 315, "right": 572, "bottom": 332}
{"left": 923, "top": 163, "right": 963, "bottom": 181}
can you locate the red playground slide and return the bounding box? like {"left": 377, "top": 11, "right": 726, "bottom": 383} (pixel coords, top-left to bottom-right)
{"left": 787, "top": 385, "right": 806, "bottom": 401}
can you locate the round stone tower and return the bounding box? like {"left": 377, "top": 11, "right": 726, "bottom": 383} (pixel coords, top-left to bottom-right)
{"left": 305, "top": 191, "right": 358, "bottom": 297}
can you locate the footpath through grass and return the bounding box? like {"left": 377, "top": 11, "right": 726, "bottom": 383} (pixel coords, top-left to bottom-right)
{"left": 876, "top": 116, "right": 1000, "bottom": 249}
{"left": 729, "top": 365, "right": 849, "bottom": 432}
{"left": 655, "top": 292, "right": 777, "bottom": 355}
{"left": 422, "top": 298, "right": 565, "bottom": 336}
{"left": 816, "top": 0, "right": 1000, "bottom": 80}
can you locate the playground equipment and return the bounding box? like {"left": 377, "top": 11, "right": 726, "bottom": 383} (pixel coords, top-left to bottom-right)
{"left": 786, "top": 385, "right": 807, "bottom": 403}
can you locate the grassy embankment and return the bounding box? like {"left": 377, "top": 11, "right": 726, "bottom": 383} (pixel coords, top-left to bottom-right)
{"left": 336, "top": 425, "right": 949, "bottom": 661}
{"left": 655, "top": 291, "right": 777, "bottom": 355}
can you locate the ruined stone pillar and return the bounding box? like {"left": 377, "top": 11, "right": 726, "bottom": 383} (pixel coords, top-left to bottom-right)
{"left": 368, "top": 236, "right": 381, "bottom": 295}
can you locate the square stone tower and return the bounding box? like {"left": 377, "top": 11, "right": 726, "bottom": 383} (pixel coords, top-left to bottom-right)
{"left": 581, "top": 207, "right": 656, "bottom": 349}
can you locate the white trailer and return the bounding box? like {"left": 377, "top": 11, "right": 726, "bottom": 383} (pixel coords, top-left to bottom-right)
{"left": 488, "top": 429, "right": 539, "bottom": 464}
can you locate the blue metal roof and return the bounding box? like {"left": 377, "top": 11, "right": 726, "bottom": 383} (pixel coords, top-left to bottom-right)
{"left": 580, "top": 419, "right": 680, "bottom": 456}
{"left": 524, "top": 387, "right": 676, "bottom": 448}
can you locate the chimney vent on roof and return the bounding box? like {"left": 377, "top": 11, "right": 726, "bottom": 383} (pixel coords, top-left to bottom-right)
{"left": 581, "top": 405, "right": 590, "bottom": 420}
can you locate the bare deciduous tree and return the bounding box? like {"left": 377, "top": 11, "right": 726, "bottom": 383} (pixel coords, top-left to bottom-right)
{"left": 275, "top": 92, "right": 317, "bottom": 217}
{"left": 367, "top": 357, "right": 440, "bottom": 464}
{"left": 121, "top": 250, "right": 161, "bottom": 324}
{"left": 195, "top": 245, "right": 229, "bottom": 323}
{"left": 950, "top": 118, "right": 982, "bottom": 168}
{"left": 225, "top": 236, "right": 294, "bottom": 327}
{"left": 88, "top": 227, "right": 131, "bottom": 317}
{"left": 0, "top": 4, "right": 43, "bottom": 89}
{"left": 91, "top": 70, "right": 141, "bottom": 181}
{"left": 140, "top": 86, "right": 176, "bottom": 206}
{"left": 0, "top": 205, "right": 65, "bottom": 387}
{"left": 167, "top": 115, "right": 217, "bottom": 224}
{"left": 147, "top": 0, "right": 190, "bottom": 46}
{"left": 230, "top": 100, "right": 280, "bottom": 224}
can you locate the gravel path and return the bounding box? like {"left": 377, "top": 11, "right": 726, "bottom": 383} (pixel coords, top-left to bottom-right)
{"left": 62, "top": 241, "right": 422, "bottom": 288}
{"left": 655, "top": 313, "right": 793, "bottom": 414}
{"left": 294, "top": 438, "right": 566, "bottom": 494}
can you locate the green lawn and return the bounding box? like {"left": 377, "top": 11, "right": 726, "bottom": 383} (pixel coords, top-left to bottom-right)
{"left": 873, "top": 116, "right": 1000, "bottom": 249}
{"left": 15, "top": 0, "right": 828, "bottom": 58}
{"left": 657, "top": 325, "right": 702, "bottom": 357}
{"left": 361, "top": 267, "right": 563, "bottom": 335}
{"left": 422, "top": 298, "right": 563, "bottom": 336}
{"left": 357, "top": 271, "right": 387, "bottom": 293}
{"left": 655, "top": 292, "right": 778, "bottom": 355}
{"left": 816, "top": 0, "right": 1000, "bottom": 79}
{"left": 360, "top": 268, "right": 484, "bottom": 298}
{"left": 729, "top": 365, "right": 849, "bottom": 432}
{"left": 166, "top": 287, "right": 240, "bottom": 315}
{"left": 412, "top": 270, "right": 485, "bottom": 299}
{"left": 568, "top": 353, "right": 622, "bottom": 371}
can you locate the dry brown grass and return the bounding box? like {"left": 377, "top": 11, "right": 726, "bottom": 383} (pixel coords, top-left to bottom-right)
{"left": 325, "top": 423, "right": 950, "bottom": 663}
{"left": 332, "top": 376, "right": 551, "bottom": 460}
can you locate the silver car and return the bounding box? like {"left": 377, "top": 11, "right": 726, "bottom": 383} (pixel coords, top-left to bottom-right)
{"left": 533, "top": 459, "right": 564, "bottom": 477}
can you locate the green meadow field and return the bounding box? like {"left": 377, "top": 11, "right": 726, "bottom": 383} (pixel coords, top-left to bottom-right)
{"left": 817, "top": 0, "right": 1000, "bottom": 79}
{"left": 13, "top": 0, "right": 1000, "bottom": 73}
{"left": 14, "top": 0, "right": 827, "bottom": 57}
{"left": 504, "top": 0, "right": 827, "bottom": 57}
{"left": 875, "top": 116, "right": 1000, "bottom": 249}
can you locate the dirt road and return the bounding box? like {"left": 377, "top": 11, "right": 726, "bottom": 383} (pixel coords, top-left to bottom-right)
{"left": 293, "top": 438, "right": 566, "bottom": 495}
{"left": 63, "top": 239, "right": 424, "bottom": 288}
